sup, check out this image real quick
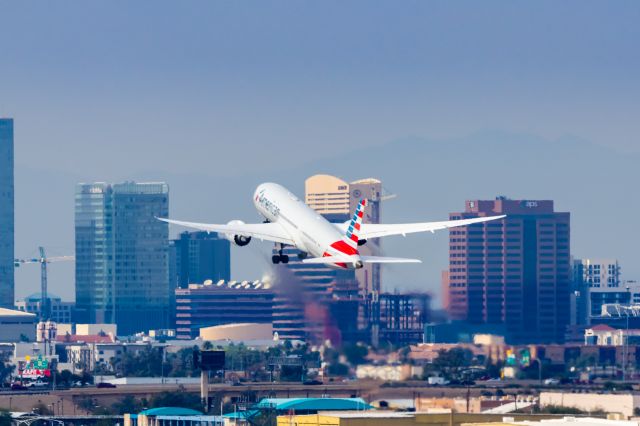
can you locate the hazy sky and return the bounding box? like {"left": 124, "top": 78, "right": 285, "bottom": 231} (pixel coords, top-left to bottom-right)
{"left": 1, "top": 1, "right": 639, "bottom": 302}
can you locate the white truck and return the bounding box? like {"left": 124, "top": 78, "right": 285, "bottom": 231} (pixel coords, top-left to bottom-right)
{"left": 428, "top": 376, "right": 449, "bottom": 385}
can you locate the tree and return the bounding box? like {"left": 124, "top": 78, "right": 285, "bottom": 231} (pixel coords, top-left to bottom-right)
{"left": 432, "top": 348, "right": 473, "bottom": 380}
{"left": 32, "top": 402, "right": 53, "bottom": 415}
{"left": 0, "top": 410, "right": 11, "bottom": 426}
{"left": 342, "top": 344, "right": 368, "bottom": 366}
{"left": 150, "top": 386, "right": 202, "bottom": 412}
{"left": 327, "top": 363, "right": 349, "bottom": 376}
{"left": 0, "top": 354, "right": 15, "bottom": 384}
{"left": 112, "top": 395, "right": 143, "bottom": 414}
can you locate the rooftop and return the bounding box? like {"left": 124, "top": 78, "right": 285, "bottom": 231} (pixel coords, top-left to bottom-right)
{"left": 139, "top": 407, "right": 202, "bottom": 416}
{"left": 55, "top": 334, "right": 114, "bottom": 344}
{"left": 256, "top": 397, "right": 372, "bottom": 411}
{"left": 184, "top": 279, "right": 271, "bottom": 290}
{"left": 0, "top": 307, "right": 37, "bottom": 318}
{"left": 23, "top": 292, "right": 63, "bottom": 302}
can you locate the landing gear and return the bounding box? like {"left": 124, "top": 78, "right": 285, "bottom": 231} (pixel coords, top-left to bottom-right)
{"left": 271, "top": 244, "right": 290, "bottom": 264}
{"left": 271, "top": 254, "right": 289, "bottom": 264}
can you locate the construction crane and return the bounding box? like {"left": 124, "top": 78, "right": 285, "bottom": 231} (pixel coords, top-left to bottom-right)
{"left": 14, "top": 247, "right": 74, "bottom": 321}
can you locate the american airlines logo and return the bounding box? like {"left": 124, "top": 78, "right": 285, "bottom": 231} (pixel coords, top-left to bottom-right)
{"left": 257, "top": 190, "right": 280, "bottom": 217}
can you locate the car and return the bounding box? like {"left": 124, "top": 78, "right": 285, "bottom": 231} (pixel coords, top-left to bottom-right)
{"left": 303, "top": 379, "right": 323, "bottom": 385}
{"left": 544, "top": 378, "right": 560, "bottom": 386}
{"left": 25, "top": 380, "right": 48, "bottom": 388}
{"left": 96, "top": 382, "right": 117, "bottom": 388}
{"left": 11, "top": 383, "right": 27, "bottom": 391}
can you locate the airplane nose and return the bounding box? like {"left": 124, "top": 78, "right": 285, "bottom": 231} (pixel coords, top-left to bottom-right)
{"left": 354, "top": 260, "right": 364, "bottom": 269}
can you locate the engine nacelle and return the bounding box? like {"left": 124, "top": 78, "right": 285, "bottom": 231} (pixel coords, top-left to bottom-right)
{"left": 225, "top": 220, "right": 252, "bottom": 247}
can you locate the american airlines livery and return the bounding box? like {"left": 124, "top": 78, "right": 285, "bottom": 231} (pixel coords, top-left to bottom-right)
{"left": 158, "top": 182, "right": 505, "bottom": 269}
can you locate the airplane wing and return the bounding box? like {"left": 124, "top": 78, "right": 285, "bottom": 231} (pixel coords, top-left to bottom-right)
{"left": 337, "top": 215, "right": 506, "bottom": 239}
{"left": 157, "top": 218, "right": 295, "bottom": 245}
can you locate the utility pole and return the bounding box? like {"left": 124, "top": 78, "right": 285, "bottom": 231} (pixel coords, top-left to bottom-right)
{"left": 623, "top": 285, "right": 631, "bottom": 382}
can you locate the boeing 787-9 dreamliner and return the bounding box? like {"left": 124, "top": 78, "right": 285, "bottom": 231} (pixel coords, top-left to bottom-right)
{"left": 158, "top": 182, "right": 505, "bottom": 269}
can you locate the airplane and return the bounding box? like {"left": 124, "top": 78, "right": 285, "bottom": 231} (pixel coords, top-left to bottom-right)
{"left": 158, "top": 182, "right": 506, "bottom": 269}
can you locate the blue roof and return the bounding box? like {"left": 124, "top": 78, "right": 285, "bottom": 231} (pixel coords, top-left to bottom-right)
{"left": 255, "top": 398, "right": 372, "bottom": 411}
{"left": 24, "top": 292, "right": 62, "bottom": 302}
{"left": 223, "top": 410, "right": 258, "bottom": 419}
{"left": 139, "top": 407, "right": 203, "bottom": 416}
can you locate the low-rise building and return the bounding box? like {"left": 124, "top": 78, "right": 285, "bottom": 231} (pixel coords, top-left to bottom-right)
{"left": 15, "top": 292, "right": 74, "bottom": 323}
{"left": 355, "top": 364, "right": 421, "bottom": 381}
{"left": 200, "top": 322, "right": 273, "bottom": 341}
{"left": 0, "top": 307, "right": 37, "bottom": 342}
{"left": 125, "top": 407, "right": 222, "bottom": 426}
{"left": 276, "top": 412, "right": 568, "bottom": 426}
{"left": 175, "top": 280, "right": 274, "bottom": 339}
{"left": 585, "top": 324, "right": 640, "bottom": 346}
{"left": 540, "top": 392, "right": 639, "bottom": 418}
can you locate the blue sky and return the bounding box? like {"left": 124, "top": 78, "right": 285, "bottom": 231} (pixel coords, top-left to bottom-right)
{"left": 1, "top": 1, "right": 639, "bottom": 302}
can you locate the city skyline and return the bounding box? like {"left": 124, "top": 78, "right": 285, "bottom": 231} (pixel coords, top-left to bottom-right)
{"left": 9, "top": 133, "right": 639, "bottom": 306}
{"left": 2, "top": 1, "right": 638, "bottom": 304}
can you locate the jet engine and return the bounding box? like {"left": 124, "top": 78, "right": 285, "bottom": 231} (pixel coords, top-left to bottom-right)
{"left": 225, "top": 220, "right": 252, "bottom": 246}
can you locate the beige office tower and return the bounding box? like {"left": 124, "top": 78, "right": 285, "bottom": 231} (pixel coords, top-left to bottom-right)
{"left": 304, "top": 175, "right": 383, "bottom": 295}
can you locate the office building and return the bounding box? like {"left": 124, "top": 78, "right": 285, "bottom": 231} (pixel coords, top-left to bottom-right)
{"left": 572, "top": 259, "right": 639, "bottom": 324}
{"left": 75, "top": 182, "right": 170, "bottom": 335}
{"left": 305, "top": 174, "right": 383, "bottom": 295}
{"left": 0, "top": 118, "right": 14, "bottom": 308}
{"left": 445, "top": 197, "right": 571, "bottom": 343}
{"left": 15, "top": 293, "right": 74, "bottom": 324}
{"left": 175, "top": 279, "right": 274, "bottom": 339}
{"left": 573, "top": 258, "right": 620, "bottom": 288}
{"left": 170, "top": 231, "right": 230, "bottom": 289}
{"left": 368, "top": 292, "right": 432, "bottom": 347}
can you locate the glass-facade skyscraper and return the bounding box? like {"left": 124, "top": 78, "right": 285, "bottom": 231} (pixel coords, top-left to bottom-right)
{"left": 170, "top": 231, "right": 231, "bottom": 289}
{"left": 75, "top": 182, "right": 170, "bottom": 335}
{"left": 0, "top": 118, "right": 14, "bottom": 308}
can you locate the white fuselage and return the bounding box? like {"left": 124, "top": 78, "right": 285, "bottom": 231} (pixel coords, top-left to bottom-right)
{"left": 252, "top": 182, "right": 356, "bottom": 260}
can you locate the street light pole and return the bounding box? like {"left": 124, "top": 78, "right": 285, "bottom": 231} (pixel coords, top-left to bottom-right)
{"left": 623, "top": 285, "right": 631, "bottom": 382}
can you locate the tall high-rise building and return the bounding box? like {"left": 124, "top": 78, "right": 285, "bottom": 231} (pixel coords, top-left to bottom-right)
{"left": 269, "top": 175, "right": 384, "bottom": 344}
{"left": 0, "top": 118, "right": 14, "bottom": 308}
{"left": 170, "top": 231, "right": 230, "bottom": 289}
{"left": 75, "top": 182, "right": 170, "bottom": 335}
{"left": 305, "top": 175, "right": 383, "bottom": 295}
{"left": 445, "top": 197, "right": 571, "bottom": 343}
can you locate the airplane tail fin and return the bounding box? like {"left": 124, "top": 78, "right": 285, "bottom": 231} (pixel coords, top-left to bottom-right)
{"left": 343, "top": 199, "right": 367, "bottom": 249}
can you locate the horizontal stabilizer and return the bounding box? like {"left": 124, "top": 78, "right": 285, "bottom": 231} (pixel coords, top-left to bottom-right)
{"left": 360, "top": 255, "right": 421, "bottom": 264}
{"left": 302, "top": 255, "right": 421, "bottom": 264}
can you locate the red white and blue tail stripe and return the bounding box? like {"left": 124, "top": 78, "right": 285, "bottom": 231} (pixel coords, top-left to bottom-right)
{"left": 344, "top": 199, "right": 367, "bottom": 249}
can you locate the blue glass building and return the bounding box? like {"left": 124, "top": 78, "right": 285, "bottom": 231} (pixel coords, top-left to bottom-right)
{"left": 75, "top": 182, "right": 170, "bottom": 335}
{"left": 0, "top": 118, "right": 14, "bottom": 308}
{"left": 170, "top": 231, "right": 230, "bottom": 289}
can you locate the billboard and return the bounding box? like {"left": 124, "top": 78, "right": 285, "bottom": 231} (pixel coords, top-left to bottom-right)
{"left": 19, "top": 355, "right": 51, "bottom": 379}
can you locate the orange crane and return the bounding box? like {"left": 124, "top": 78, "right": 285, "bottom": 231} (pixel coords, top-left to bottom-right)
{"left": 14, "top": 247, "right": 74, "bottom": 321}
